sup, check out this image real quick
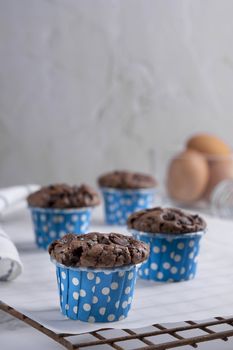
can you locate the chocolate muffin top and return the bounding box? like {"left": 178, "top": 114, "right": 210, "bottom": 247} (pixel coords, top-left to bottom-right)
{"left": 49, "top": 232, "right": 149, "bottom": 268}
{"left": 127, "top": 207, "right": 206, "bottom": 234}
{"left": 98, "top": 170, "right": 157, "bottom": 189}
{"left": 27, "top": 184, "right": 100, "bottom": 209}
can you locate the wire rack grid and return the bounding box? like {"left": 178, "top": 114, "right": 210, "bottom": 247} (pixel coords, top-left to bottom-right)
{"left": 1, "top": 301, "right": 233, "bottom": 350}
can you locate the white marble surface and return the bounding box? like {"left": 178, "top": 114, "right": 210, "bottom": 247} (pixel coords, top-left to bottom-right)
{"left": 1, "top": 0, "right": 233, "bottom": 186}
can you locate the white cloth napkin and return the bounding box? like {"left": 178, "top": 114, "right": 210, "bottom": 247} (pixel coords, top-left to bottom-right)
{"left": 0, "top": 185, "right": 39, "bottom": 214}
{"left": 0, "top": 185, "right": 39, "bottom": 281}
{"left": 0, "top": 228, "right": 23, "bottom": 281}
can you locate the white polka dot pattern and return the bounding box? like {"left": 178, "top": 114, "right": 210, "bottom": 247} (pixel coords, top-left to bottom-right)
{"left": 30, "top": 207, "right": 92, "bottom": 249}
{"left": 181, "top": 267, "right": 186, "bottom": 274}
{"left": 87, "top": 272, "right": 94, "bottom": 280}
{"left": 189, "top": 252, "right": 194, "bottom": 259}
{"left": 153, "top": 246, "right": 160, "bottom": 253}
{"left": 59, "top": 230, "right": 66, "bottom": 238}
{"left": 49, "top": 231, "right": 56, "bottom": 238}
{"left": 125, "top": 287, "right": 131, "bottom": 294}
{"left": 118, "top": 271, "right": 125, "bottom": 277}
{"left": 72, "top": 277, "right": 79, "bottom": 286}
{"left": 99, "top": 307, "right": 106, "bottom": 315}
{"left": 177, "top": 242, "right": 184, "bottom": 250}
{"left": 61, "top": 271, "right": 66, "bottom": 279}
{"left": 189, "top": 240, "right": 195, "bottom": 247}
{"left": 163, "top": 262, "right": 170, "bottom": 270}
{"left": 81, "top": 214, "right": 87, "bottom": 222}
{"left": 73, "top": 292, "right": 79, "bottom": 300}
{"left": 128, "top": 272, "right": 134, "bottom": 280}
{"left": 151, "top": 263, "right": 158, "bottom": 270}
{"left": 122, "top": 301, "right": 128, "bottom": 309}
{"left": 92, "top": 296, "right": 98, "bottom": 304}
{"left": 71, "top": 215, "right": 78, "bottom": 222}
{"left": 80, "top": 289, "right": 86, "bottom": 297}
{"left": 102, "top": 287, "right": 110, "bottom": 295}
{"left": 101, "top": 188, "right": 155, "bottom": 225}
{"left": 131, "top": 231, "right": 203, "bottom": 282}
{"left": 111, "top": 282, "right": 118, "bottom": 290}
{"left": 174, "top": 255, "right": 181, "bottom": 262}
{"left": 171, "top": 266, "right": 178, "bottom": 274}
{"left": 83, "top": 303, "right": 91, "bottom": 311}
{"left": 56, "top": 265, "right": 137, "bottom": 322}
{"left": 40, "top": 214, "right": 46, "bottom": 222}
{"left": 108, "top": 314, "right": 115, "bottom": 321}
{"left": 157, "top": 272, "right": 164, "bottom": 279}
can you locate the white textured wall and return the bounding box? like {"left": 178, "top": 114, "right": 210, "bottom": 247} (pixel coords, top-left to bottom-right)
{"left": 1, "top": 0, "right": 233, "bottom": 187}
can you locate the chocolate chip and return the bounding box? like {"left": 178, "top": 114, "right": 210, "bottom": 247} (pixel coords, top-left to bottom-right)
{"left": 162, "top": 213, "right": 175, "bottom": 221}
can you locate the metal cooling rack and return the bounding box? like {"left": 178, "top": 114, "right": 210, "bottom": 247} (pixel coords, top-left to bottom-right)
{"left": 1, "top": 301, "right": 233, "bottom": 349}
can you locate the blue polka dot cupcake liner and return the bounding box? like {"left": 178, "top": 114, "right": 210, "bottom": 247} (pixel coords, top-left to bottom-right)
{"left": 100, "top": 187, "right": 155, "bottom": 225}
{"left": 130, "top": 229, "right": 205, "bottom": 282}
{"left": 29, "top": 207, "right": 92, "bottom": 250}
{"left": 53, "top": 261, "right": 138, "bottom": 322}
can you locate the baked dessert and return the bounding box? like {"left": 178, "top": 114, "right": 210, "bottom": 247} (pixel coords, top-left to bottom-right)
{"left": 49, "top": 232, "right": 149, "bottom": 322}
{"left": 98, "top": 170, "right": 157, "bottom": 189}
{"left": 127, "top": 207, "right": 206, "bottom": 282}
{"left": 98, "top": 171, "right": 157, "bottom": 225}
{"left": 127, "top": 207, "right": 206, "bottom": 234}
{"left": 27, "top": 183, "right": 100, "bottom": 208}
{"left": 27, "top": 183, "right": 100, "bottom": 249}
{"left": 49, "top": 232, "right": 149, "bottom": 268}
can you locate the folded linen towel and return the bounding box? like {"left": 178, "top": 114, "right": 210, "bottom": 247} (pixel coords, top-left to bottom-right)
{"left": 0, "top": 228, "right": 23, "bottom": 281}
{"left": 0, "top": 185, "right": 39, "bottom": 281}
{"left": 0, "top": 185, "right": 39, "bottom": 213}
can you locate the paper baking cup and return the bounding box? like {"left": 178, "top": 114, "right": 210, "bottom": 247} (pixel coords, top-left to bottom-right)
{"left": 100, "top": 187, "right": 155, "bottom": 225}
{"left": 29, "top": 207, "right": 92, "bottom": 249}
{"left": 130, "top": 229, "right": 204, "bottom": 282}
{"left": 54, "top": 261, "right": 137, "bottom": 322}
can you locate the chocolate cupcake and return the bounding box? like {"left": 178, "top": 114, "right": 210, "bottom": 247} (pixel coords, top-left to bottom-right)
{"left": 27, "top": 184, "right": 100, "bottom": 249}
{"left": 98, "top": 171, "right": 157, "bottom": 225}
{"left": 49, "top": 232, "right": 149, "bottom": 322}
{"left": 127, "top": 207, "right": 206, "bottom": 282}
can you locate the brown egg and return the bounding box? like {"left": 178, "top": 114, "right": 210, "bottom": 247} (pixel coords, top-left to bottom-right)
{"left": 203, "top": 157, "right": 233, "bottom": 199}
{"left": 187, "top": 134, "right": 231, "bottom": 155}
{"left": 167, "top": 150, "right": 209, "bottom": 203}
